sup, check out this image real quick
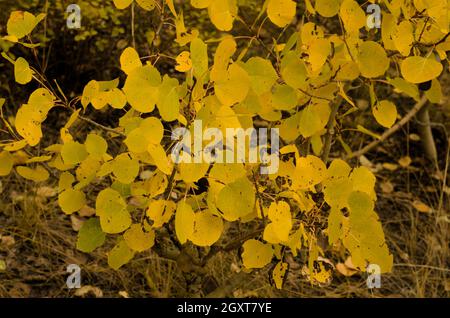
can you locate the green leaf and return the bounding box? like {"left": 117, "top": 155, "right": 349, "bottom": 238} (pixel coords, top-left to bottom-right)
{"left": 76, "top": 218, "right": 106, "bottom": 253}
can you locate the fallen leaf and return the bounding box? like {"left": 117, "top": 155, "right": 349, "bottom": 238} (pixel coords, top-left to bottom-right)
{"left": 1, "top": 235, "right": 15, "bottom": 247}
{"left": 0, "top": 259, "right": 6, "bottom": 271}
{"left": 382, "top": 163, "right": 398, "bottom": 171}
{"left": 71, "top": 215, "right": 85, "bottom": 231}
{"left": 344, "top": 257, "right": 358, "bottom": 270}
{"left": 118, "top": 291, "right": 129, "bottom": 298}
{"left": 336, "top": 263, "right": 357, "bottom": 277}
{"left": 359, "top": 155, "right": 373, "bottom": 168}
{"left": 398, "top": 156, "right": 412, "bottom": 168}
{"left": 380, "top": 181, "right": 394, "bottom": 194}
{"left": 412, "top": 200, "right": 432, "bottom": 213}
{"left": 36, "top": 186, "right": 57, "bottom": 197}
{"left": 78, "top": 206, "right": 96, "bottom": 217}
{"left": 9, "top": 282, "right": 31, "bottom": 297}
{"left": 74, "top": 285, "right": 103, "bottom": 298}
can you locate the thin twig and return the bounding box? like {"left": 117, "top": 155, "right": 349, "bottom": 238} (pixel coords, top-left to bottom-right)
{"left": 78, "top": 114, "right": 126, "bottom": 137}
{"left": 346, "top": 95, "right": 428, "bottom": 159}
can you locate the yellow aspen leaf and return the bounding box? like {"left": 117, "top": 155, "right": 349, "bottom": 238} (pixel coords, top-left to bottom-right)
{"left": 81, "top": 80, "right": 100, "bottom": 108}
{"left": 210, "top": 37, "right": 236, "bottom": 82}
{"left": 25, "top": 156, "right": 52, "bottom": 164}
{"left": 58, "top": 171, "right": 75, "bottom": 192}
{"left": 267, "top": 0, "right": 296, "bottom": 27}
{"left": 112, "top": 153, "right": 139, "bottom": 184}
{"left": 14, "top": 57, "right": 33, "bottom": 84}
{"left": 76, "top": 156, "right": 101, "bottom": 185}
{"left": 356, "top": 125, "right": 381, "bottom": 140}
{"left": 146, "top": 199, "right": 176, "bottom": 228}
{"left": 16, "top": 165, "right": 49, "bottom": 182}
{"left": 401, "top": 56, "right": 443, "bottom": 84}
{"left": 174, "top": 12, "right": 199, "bottom": 46}
{"left": 208, "top": 0, "right": 238, "bottom": 31}
{"left": 425, "top": 79, "right": 442, "bottom": 104}
{"left": 300, "top": 22, "right": 324, "bottom": 46}
{"left": 209, "top": 162, "right": 246, "bottom": 184}
{"left": 280, "top": 51, "right": 308, "bottom": 89}
{"left": 14, "top": 104, "right": 43, "bottom": 146}
{"left": 50, "top": 154, "right": 74, "bottom": 171}
{"left": 157, "top": 75, "right": 180, "bottom": 122}
{"left": 263, "top": 223, "right": 284, "bottom": 244}
{"left": 2, "top": 139, "right": 28, "bottom": 152}
{"left": 373, "top": 100, "right": 397, "bottom": 128}
{"left": 175, "top": 51, "right": 192, "bottom": 72}
{"left": 309, "top": 263, "right": 332, "bottom": 285}
{"left": 339, "top": 0, "right": 366, "bottom": 34}
{"left": 191, "top": 0, "right": 211, "bottom": 8}
{"left": 113, "top": 0, "right": 133, "bottom": 9}
{"left": 108, "top": 238, "right": 135, "bottom": 270}
{"left": 277, "top": 112, "right": 301, "bottom": 143}
{"left": 272, "top": 261, "right": 289, "bottom": 289}
{"left": 123, "top": 224, "right": 155, "bottom": 252}
{"left": 345, "top": 191, "right": 393, "bottom": 273}
{"left": 349, "top": 166, "right": 376, "bottom": 200}
{"left": 241, "top": 239, "right": 273, "bottom": 269}
{"left": 59, "top": 188, "right": 86, "bottom": 214}
{"left": 120, "top": 47, "right": 142, "bottom": 75}
{"left": 392, "top": 21, "right": 414, "bottom": 56}
{"left": 387, "top": 77, "right": 420, "bottom": 101}
{"left": 357, "top": 41, "right": 389, "bottom": 78}
{"left": 243, "top": 57, "right": 278, "bottom": 96}
{"left": 381, "top": 13, "right": 396, "bottom": 51}
{"left": 299, "top": 102, "right": 331, "bottom": 138}
{"left": 136, "top": 0, "right": 156, "bottom": 11}
{"left": 85, "top": 133, "right": 108, "bottom": 157}
{"left": 216, "top": 177, "right": 255, "bottom": 221}
{"left": 178, "top": 162, "right": 209, "bottom": 183}
{"left": 6, "top": 11, "right": 46, "bottom": 40}
{"left": 76, "top": 218, "right": 106, "bottom": 253}
{"left": 0, "top": 151, "right": 14, "bottom": 176}
{"left": 293, "top": 155, "right": 327, "bottom": 189}
{"left": 271, "top": 84, "right": 297, "bottom": 111}
{"left": 190, "top": 38, "right": 208, "bottom": 81}
{"left": 125, "top": 117, "right": 164, "bottom": 153}
{"left": 165, "top": 0, "right": 177, "bottom": 16}
{"left": 175, "top": 201, "right": 195, "bottom": 244}
{"left": 147, "top": 143, "right": 173, "bottom": 175}
{"left": 108, "top": 88, "right": 127, "bottom": 109}
{"left": 123, "top": 65, "right": 161, "bottom": 113}
{"left": 309, "top": 38, "right": 331, "bottom": 73}
{"left": 96, "top": 188, "right": 126, "bottom": 215}
{"left": 190, "top": 210, "right": 223, "bottom": 247}
{"left": 28, "top": 88, "right": 55, "bottom": 114}
{"left": 315, "top": 0, "right": 340, "bottom": 17}
{"left": 327, "top": 207, "right": 344, "bottom": 245}
{"left": 215, "top": 63, "right": 250, "bottom": 106}
{"left": 99, "top": 203, "right": 132, "bottom": 234}
{"left": 267, "top": 201, "right": 292, "bottom": 242}
{"left": 61, "top": 141, "right": 88, "bottom": 166}
{"left": 145, "top": 171, "right": 167, "bottom": 197}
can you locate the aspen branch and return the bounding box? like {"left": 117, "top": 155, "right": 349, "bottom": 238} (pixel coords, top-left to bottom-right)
{"left": 78, "top": 115, "right": 126, "bottom": 137}
{"left": 346, "top": 95, "right": 428, "bottom": 159}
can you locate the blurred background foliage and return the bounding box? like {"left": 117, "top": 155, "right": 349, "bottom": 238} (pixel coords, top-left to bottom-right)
{"left": 0, "top": 0, "right": 280, "bottom": 101}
